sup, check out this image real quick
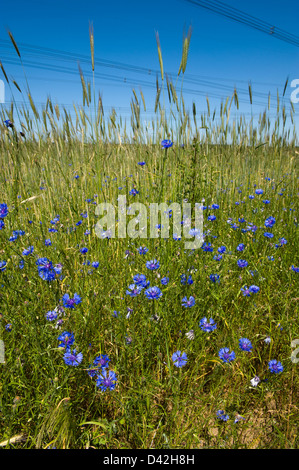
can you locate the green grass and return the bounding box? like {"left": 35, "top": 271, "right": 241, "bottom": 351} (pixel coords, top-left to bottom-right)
{"left": 0, "top": 30, "right": 298, "bottom": 449}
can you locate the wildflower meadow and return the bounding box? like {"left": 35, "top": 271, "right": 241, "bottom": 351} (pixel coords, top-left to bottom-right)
{"left": 0, "top": 28, "right": 298, "bottom": 450}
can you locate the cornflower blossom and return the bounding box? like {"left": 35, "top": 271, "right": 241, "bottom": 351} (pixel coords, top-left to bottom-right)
{"left": 96, "top": 370, "right": 117, "bottom": 391}
{"left": 0, "top": 203, "right": 8, "bottom": 218}
{"left": 239, "top": 338, "right": 253, "bottom": 351}
{"left": 62, "top": 293, "right": 82, "bottom": 309}
{"left": 182, "top": 296, "right": 195, "bottom": 308}
{"left": 144, "top": 286, "right": 162, "bottom": 300}
{"left": 216, "top": 410, "right": 229, "bottom": 421}
{"left": 171, "top": 351, "right": 188, "bottom": 368}
{"left": 264, "top": 216, "right": 276, "bottom": 228}
{"left": 36, "top": 257, "right": 62, "bottom": 281}
{"left": 199, "top": 317, "right": 217, "bottom": 332}
{"left": 63, "top": 349, "right": 83, "bottom": 367}
{"left": 146, "top": 259, "right": 160, "bottom": 270}
{"left": 237, "top": 259, "right": 248, "bottom": 268}
{"left": 218, "top": 347, "right": 235, "bottom": 363}
{"left": 161, "top": 139, "right": 173, "bottom": 148}
{"left": 58, "top": 331, "right": 75, "bottom": 348}
{"left": 126, "top": 284, "right": 143, "bottom": 297}
{"left": 268, "top": 360, "right": 284, "bottom": 374}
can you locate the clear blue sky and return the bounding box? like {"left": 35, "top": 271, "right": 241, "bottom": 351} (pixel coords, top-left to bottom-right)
{"left": 0, "top": 0, "right": 298, "bottom": 130}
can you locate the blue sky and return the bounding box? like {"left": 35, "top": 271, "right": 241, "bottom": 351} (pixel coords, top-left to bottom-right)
{"left": 0, "top": 0, "right": 298, "bottom": 130}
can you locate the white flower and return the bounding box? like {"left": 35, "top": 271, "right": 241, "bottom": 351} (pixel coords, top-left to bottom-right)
{"left": 250, "top": 376, "right": 260, "bottom": 387}
{"left": 185, "top": 329, "right": 195, "bottom": 340}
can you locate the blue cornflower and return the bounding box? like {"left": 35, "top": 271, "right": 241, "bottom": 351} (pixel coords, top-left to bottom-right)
{"left": 19, "top": 259, "right": 24, "bottom": 269}
{"left": 160, "top": 276, "right": 169, "bottom": 285}
{"left": 63, "top": 348, "right": 83, "bottom": 367}
{"left": 208, "top": 215, "right": 216, "bottom": 221}
{"left": 14, "top": 230, "right": 25, "bottom": 237}
{"left": 181, "top": 274, "right": 187, "bottom": 285}
{"left": 22, "top": 246, "right": 34, "bottom": 256}
{"left": 239, "top": 338, "right": 253, "bottom": 351}
{"left": 0, "top": 220, "right": 4, "bottom": 230}
{"left": 62, "top": 293, "right": 82, "bottom": 309}
{"left": 137, "top": 246, "right": 148, "bottom": 255}
{"left": 255, "top": 189, "right": 264, "bottom": 195}
{"left": 80, "top": 247, "right": 88, "bottom": 254}
{"left": 46, "top": 310, "right": 58, "bottom": 321}
{"left": 146, "top": 259, "right": 160, "bottom": 270}
{"left": 236, "top": 243, "right": 245, "bottom": 252}
{"left": 96, "top": 370, "right": 117, "bottom": 391}
{"left": 218, "top": 246, "right": 226, "bottom": 254}
{"left": 218, "top": 347, "right": 235, "bottom": 363}
{"left": 211, "top": 204, "right": 219, "bottom": 209}
{"left": 45, "top": 239, "right": 52, "bottom": 246}
{"left": 5, "top": 323, "right": 12, "bottom": 332}
{"left": 87, "top": 366, "right": 98, "bottom": 378}
{"left": 217, "top": 410, "right": 229, "bottom": 421}
{"left": 58, "top": 331, "right": 75, "bottom": 348}
{"left": 264, "top": 232, "right": 274, "bottom": 238}
{"left": 265, "top": 216, "right": 276, "bottom": 228}
{"left": 133, "top": 274, "right": 148, "bottom": 288}
{"left": 4, "top": 119, "right": 13, "bottom": 128}
{"left": 249, "top": 285, "right": 260, "bottom": 293}
{"left": 209, "top": 274, "right": 220, "bottom": 283}
{"left": 202, "top": 242, "right": 213, "bottom": 252}
{"left": 129, "top": 188, "right": 139, "bottom": 196}
{"left": 0, "top": 261, "right": 7, "bottom": 272}
{"left": 138, "top": 161, "right": 146, "bottom": 166}
{"left": 36, "top": 257, "right": 62, "bottom": 281}
{"left": 182, "top": 296, "right": 195, "bottom": 308}
{"left": 126, "top": 284, "right": 143, "bottom": 297}
{"left": 199, "top": 317, "right": 217, "bottom": 332}
{"left": 94, "top": 354, "right": 110, "bottom": 369}
{"left": 92, "top": 261, "right": 99, "bottom": 268}
{"left": 291, "top": 265, "right": 299, "bottom": 273}
{"left": 237, "top": 259, "right": 248, "bottom": 268}
{"left": 268, "top": 360, "right": 283, "bottom": 374}
{"left": 0, "top": 203, "right": 8, "bottom": 218}
{"left": 241, "top": 286, "right": 251, "bottom": 297}
{"left": 144, "top": 286, "right": 162, "bottom": 300}
{"left": 171, "top": 350, "right": 188, "bottom": 368}
{"left": 161, "top": 139, "right": 173, "bottom": 148}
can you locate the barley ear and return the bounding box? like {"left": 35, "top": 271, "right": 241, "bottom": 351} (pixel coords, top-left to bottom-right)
{"left": 89, "top": 22, "right": 95, "bottom": 72}
{"left": 0, "top": 61, "right": 9, "bottom": 83}
{"left": 155, "top": 31, "right": 164, "bottom": 81}
{"left": 8, "top": 31, "right": 21, "bottom": 58}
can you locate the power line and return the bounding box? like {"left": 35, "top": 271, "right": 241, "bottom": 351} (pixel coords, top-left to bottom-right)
{"left": 181, "top": 0, "right": 299, "bottom": 46}
{"left": 1, "top": 56, "right": 284, "bottom": 110}
{"left": 0, "top": 36, "right": 287, "bottom": 94}
{"left": 0, "top": 48, "right": 290, "bottom": 111}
